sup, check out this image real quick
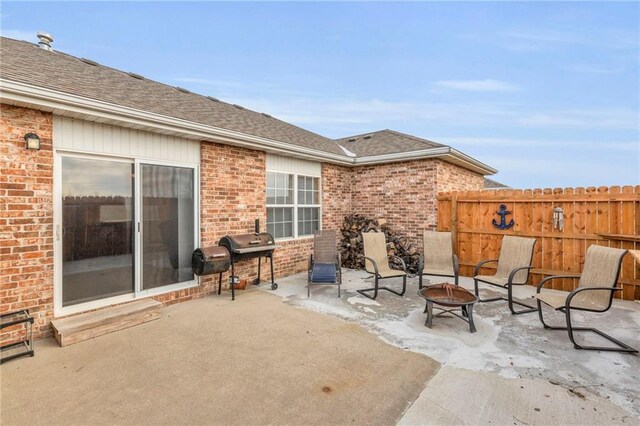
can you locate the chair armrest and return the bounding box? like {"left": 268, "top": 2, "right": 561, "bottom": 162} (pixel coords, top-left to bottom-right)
{"left": 566, "top": 286, "right": 621, "bottom": 309}
{"left": 474, "top": 259, "right": 498, "bottom": 276}
{"left": 418, "top": 254, "right": 424, "bottom": 274}
{"left": 536, "top": 275, "right": 581, "bottom": 293}
{"left": 308, "top": 254, "right": 313, "bottom": 270}
{"left": 453, "top": 254, "right": 459, "bottom": 276}
{"left": 390, "top": 255, "right": 407, "bottom": 272}
{"left": 336, "top": 252, "right": 342, "bottom": 268}
{"left": 363, "top": 256, "right": 380, "bottom": 276}
{"left": 507, "top": 266, "right": 534, "bottom": 285}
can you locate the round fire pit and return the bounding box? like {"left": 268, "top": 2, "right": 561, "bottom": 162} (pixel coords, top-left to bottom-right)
{"left": 418, "top": 283, "right": 479, "bottom": 333}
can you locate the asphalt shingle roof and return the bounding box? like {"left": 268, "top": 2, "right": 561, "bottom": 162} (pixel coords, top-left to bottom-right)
{"left": 0, "top": 36, "right": 495, "bottom": 176}
{"left": 484, "top": 177, "right": 509, "bottom": 189}
{"left": 0, "top": 37, "right": 345, "bottom": 155}
{"left": 335, "top": 129, "right": 445, "bottom": 157}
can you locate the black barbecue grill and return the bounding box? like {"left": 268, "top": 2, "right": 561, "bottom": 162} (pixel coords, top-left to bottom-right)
{"left": 218, "top": 232, "right": 278, "bottom": 300}
{"left": 192, "top": 245, "right": 232, "bottom": 298}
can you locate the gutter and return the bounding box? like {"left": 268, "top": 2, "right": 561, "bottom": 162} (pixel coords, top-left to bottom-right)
{"left": 0, "top": 78, "right": 497, "bottom": 175}
{"left": 354, "top": 147, "right": 497, "bottom": 175}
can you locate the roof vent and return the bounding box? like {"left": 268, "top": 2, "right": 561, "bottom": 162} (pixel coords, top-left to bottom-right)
{"left": 261, "top": 113, "right": 272, "bottom": 118}
{"left": 176, "top": 87, "right": 190, "bottom": 93}
{"left": 37, "top": 32, "right": 53, "bottom": 51}
{"left": 80, "top": 57, "right": 99, "bottom": 66}
{"left": 233, "top": 104, "right": 244, "bottom": 110}
{"left": 128, "top": 72, "right": 145, "bottom": 80}
{"left": 206, "top": 96, "right": 220, "bottom": 102}
{"left": 348, "top": 138, "right": 357, "bottom": 142}
{"left": 363, "top": 135, "right": 373, "bottom": 140}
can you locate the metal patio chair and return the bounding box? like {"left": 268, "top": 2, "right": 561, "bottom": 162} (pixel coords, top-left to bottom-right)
{"left": 536, "top": 245, "right": 636, "bottom": 353}
{"left": 418, "top": 231, "right": 459, "bottom": 289}
{"left": 473, "top": 235, "right": 537, "bottom": 315}
{"left": 357, "top": 232, "right": 407, "bottom": 300}
{"left": 308, "top": 230, "right": 342, "bottom": 297}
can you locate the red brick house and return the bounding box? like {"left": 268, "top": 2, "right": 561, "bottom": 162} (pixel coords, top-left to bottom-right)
{"left": 0, "top": 36, "right": 496, "bottom": 339}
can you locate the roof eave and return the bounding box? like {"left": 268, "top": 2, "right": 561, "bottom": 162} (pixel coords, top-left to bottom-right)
{"left": 353, "top": 147, "right": 497, "bottom": 175}
{"left": 0, "top": 78, "right": 353, "bottom": 165}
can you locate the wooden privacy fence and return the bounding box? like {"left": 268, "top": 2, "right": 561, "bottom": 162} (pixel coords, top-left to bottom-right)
{"left": 437, "top": 186, "right": 640, "bottom": 300}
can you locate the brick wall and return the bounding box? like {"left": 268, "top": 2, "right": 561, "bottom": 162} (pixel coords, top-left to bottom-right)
{"left": 436, "top": 160, "right": 484, "bottom": 192}
{"left": 348, "top": 159, "right": 484, "bottom": 245}
{"left": 350, "top": 160, "right": 439, "bottom": 245}
{"left": 1, "top": 105, "right": 54, "bottom": 342}
{"left": 321, "top": 163, "right": 352, "bottom": 231}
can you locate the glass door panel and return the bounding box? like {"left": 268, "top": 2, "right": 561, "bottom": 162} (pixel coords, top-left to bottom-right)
{"left": 62, "top": 157, "right": 135, "bottom": 306}
{"left": 141, "top": 164, "right": 195, "bottom": 290}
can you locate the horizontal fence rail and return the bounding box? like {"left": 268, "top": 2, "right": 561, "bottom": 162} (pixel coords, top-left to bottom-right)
{"left": 437, "top": 186, "right": 640, "bottom": 300}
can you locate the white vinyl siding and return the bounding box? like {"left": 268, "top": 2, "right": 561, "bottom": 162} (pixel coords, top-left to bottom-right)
{"left": 265, "top": 154, "right": 321, "bottom": 177}
{"left": 53, "top": 116, "right": 200, "bottom": 164}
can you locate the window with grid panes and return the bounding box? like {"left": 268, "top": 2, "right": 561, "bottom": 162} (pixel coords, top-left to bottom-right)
{"left": 266, "top": 172, "right": 320, "bottom": 239}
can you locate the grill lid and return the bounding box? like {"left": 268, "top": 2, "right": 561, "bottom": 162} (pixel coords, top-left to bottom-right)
{"left": 219, "top": 232, "right": 276, "bottom": 253}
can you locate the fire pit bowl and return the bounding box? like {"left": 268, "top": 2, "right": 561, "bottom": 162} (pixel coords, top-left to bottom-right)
{"left": 418, "top": 283, "right": 479, "bottom": 333}
{"left": 418, "top": 284, "right": 478, "bottom": 307}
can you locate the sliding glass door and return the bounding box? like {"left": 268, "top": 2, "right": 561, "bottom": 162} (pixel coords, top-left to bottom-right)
{"left": 61, "top": 157, "right": 135, "bottom": 306}
{"left": 58, "top": 154, "right": 197, "bottom": 311}
{"left": 141, "top": 164, "right": 195, "bottom": 290}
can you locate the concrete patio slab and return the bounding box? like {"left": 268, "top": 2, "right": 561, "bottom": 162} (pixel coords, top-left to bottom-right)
{"left": 1, "top": 290, "right": 438, "bottom": 425}
{"left": 399, "top": 366, "right": 637, "bottom": 425}
{"left": 269, "top": 270, "right": 640, "bottom": 421}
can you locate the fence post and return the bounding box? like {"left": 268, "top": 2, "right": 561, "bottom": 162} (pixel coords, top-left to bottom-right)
{"left": 451, "top": 195, "right": 458, "bottom": 249}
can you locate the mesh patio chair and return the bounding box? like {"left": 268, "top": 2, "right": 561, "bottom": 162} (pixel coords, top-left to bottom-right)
{"left": 418, "top": 231, "right": 459, "bottom": 289}
{"left": 308, "top": 230, "right": 342, "bottom": 297}
{"left": 473, "top": 235, "right": 537, "bottom": 315}
{"left": 536, "top": 245, "right": 636, "bottom": 353}
{"left": 357, "top": 232, "right": 407, "bottom": 300}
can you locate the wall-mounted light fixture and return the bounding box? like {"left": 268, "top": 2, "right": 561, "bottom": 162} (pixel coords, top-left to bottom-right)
{"left": 24, "top": 133, "right": 41, "bottom": 150}
{"left": 552, "top": 207, "right": 564, "bottom": 231}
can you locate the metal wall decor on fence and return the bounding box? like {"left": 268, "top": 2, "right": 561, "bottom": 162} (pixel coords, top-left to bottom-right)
{"left": 492, "top": 204, "right": 515, "bottom": 230}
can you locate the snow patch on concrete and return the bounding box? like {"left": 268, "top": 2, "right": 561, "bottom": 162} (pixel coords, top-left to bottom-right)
{"left": 347, "top": 296, "right": 380, "bottom": 307}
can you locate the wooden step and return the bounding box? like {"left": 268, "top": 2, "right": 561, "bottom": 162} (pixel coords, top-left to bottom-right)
{"left": 50, "top": 299, "right": 162, "bottom": 347}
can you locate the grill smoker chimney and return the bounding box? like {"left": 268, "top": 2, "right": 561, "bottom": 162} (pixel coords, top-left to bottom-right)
{"left": 37, "top": 32, "right": 53, "bottom": 51}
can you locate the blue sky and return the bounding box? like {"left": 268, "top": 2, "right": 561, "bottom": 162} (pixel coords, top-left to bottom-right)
{"left": 2, "top": 2, "right": 638, "bottom": 188}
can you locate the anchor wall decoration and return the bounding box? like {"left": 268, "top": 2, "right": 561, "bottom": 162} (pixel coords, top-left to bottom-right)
{"left": 492, "top": 204, "right": 515, "bottom": 230}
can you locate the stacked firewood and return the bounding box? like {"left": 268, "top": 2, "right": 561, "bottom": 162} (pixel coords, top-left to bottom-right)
{"left": 339, "top": 214, "right": 420, "bottom": 273}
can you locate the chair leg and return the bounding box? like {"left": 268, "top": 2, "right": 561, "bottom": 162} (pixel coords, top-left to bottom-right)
{"left": 506, "top": 284, "right": 537, "bottom": 315}
{"left": 358, "top": 275, "right": 406, "bottom": 299}
{"left": 381, "top": 277, "right": 405, "bottom": 297}
{"left": 538, "top": 300, "right": 554, "bottom": 329}
{"left": 357, "top": 276, "right": 380, "bottom": 300}
{"left": 538, "top": 303, "right": 637, "bottom": 353}
{"left": 474, "top": 279, "right": 505, "bottom": 303}
{"left": 475, "top": 279, "right": 536, "bottom": 313}
{"left": 565, "top": 308, "right": 638, "bottom": 353}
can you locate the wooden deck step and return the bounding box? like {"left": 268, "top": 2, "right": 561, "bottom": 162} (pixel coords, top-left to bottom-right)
{"left": 50, "top": 299, "right": 162, "bottom": 347}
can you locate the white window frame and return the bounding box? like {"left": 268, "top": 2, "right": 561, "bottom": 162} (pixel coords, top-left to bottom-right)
{"left": 53, "top": 149, "right": 200, "bottom": 317}
{"left": 266, "top": 170, "right": 322, "bottom": 241}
